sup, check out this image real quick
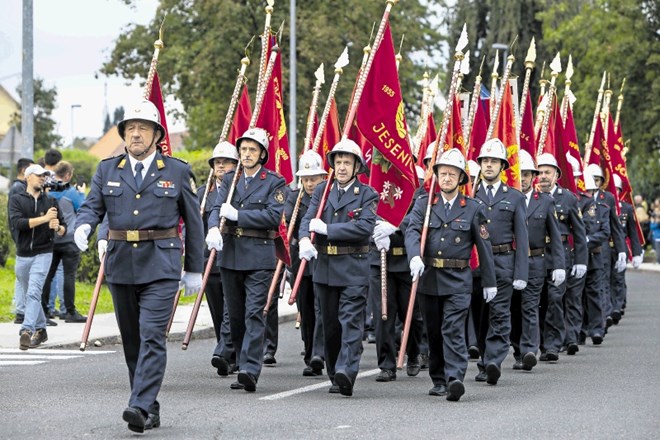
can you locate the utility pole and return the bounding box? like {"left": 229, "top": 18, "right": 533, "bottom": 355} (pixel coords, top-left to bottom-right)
{"left": 21, "top": 0, "right": 34, "bottom": 159}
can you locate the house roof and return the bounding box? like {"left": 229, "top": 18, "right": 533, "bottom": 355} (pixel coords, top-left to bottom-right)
{"left": 88, "top": 126, "right": 188, "bottom": 159}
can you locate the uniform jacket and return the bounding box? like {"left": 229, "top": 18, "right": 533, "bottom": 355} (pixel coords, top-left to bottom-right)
{"left": 475, "top": 182, "right": 529, "bottom": 283}
{"left": 285, "top": 188, "right": 313, "bottom": 277}
{"left": 619, "top": 201, "right": 643, "bottom": 258}
{"left": 550, "top": 185, "right": 588, "bottom": 268}
{"left": 9, "top": 189, "right": 65, "bottom": 257}
{"left": 405, "top": 192, "right": 496, "bottom": 295}
{"left": 76, "top": 151, "right": 204, "bottom": 284}
{"left": 209, "top": 167, "right": 286, "bottom": 271}
{"left": 525, "top": 190, "right": 564, "bottom": 278}
{"left": 197, "top": 181, "right": 222, "bottom": 274}
{"left": 596, "top": 190, "right": 627, "bottom": 254}
{"left": 578, "top": 192, "right": 611, "bottom": 269}
{"left": 299, "top": 179, "right": 378, "bottom": 287}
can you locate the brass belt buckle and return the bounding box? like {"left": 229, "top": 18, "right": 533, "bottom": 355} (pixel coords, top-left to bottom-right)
{"left": 327, "top": 245, "right": 338, "bottom": 255}
{"left": 392, "top": 248, "right": 404, "bottom": 256}
{"left": 235, "top": 227, "right": 243, "bottom": 238}
{"left": 126, "top": 230, "right": 140, "bottom": 242}
{"left": 436, "top": 259, "right": 445, "bottom": 268}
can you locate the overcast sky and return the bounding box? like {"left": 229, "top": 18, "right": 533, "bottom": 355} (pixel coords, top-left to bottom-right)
{"left": 0, "top": 0, "right": 188, "bottom": 146}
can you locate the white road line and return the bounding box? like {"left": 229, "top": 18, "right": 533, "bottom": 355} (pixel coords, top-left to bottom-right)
{"left": 0, "top": 355, "right": 83, "bottom": 360}
{"left": 260, "top": 368, "right": 381, "bottom": 401}
{"left": 0, "top": 349, "right": 115, "bottom": 355}
{"left": 0, "top": 361, "right": 47, "bottom": 366}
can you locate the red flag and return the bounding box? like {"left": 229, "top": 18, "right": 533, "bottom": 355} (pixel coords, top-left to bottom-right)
{"left": 346, "top": 62, "right": 372, "bottom": 184}
{"left": 551, "top": 100, "right": 578, "bottom": 193}
{"left": 416, "top": 112, "right": 437, "bottom": 167}
{"left": 147, "top": 72, "right": 171, "bottom": 156}
{"left": 274, "top": 213, "right": 291, "bottom": 265}
{"left": 607, "top": 116, "right": 631, "bottom": 202}
{"left": 320, "top": 98, "right": 341, "bottom": 172}
{"left": 519, "top": 91, "right": 536, "bottom": 158}
{"left": 256, "top": 37, "right": 294, "bottom": 184}
{"left": 355, "top": 21, "right": 418, "bottom": 226}
{"left": 468, "top": 99, "right": 488, "bottom": 161}
{"left": 228, "top": 84, "right": 252, "bottom": 145}
{"left": 587, "top": 115, "right": 619, "bottom": 212}
{"left": 493, "top": 84, "right": 521, "bottom": 190}
{"left": 539, "top": 96, "right": 558, "bottom": 157}
{"left": 563, "top": 105, "right": 585, "bottom": 192}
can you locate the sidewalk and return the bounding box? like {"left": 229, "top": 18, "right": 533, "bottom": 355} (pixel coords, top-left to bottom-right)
{"left": 0, "top": 296, "right": 299, "bottom": 350}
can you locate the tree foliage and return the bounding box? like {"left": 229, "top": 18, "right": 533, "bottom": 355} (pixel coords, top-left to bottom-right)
{"left": 101, "top": 0, "right": 444, "bottom": 153}
{"left": 11, "top": 78, "right": 63, "bottom": 151}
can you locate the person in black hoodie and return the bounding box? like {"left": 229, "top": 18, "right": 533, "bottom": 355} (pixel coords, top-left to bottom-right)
{"left": 9, "top": 164, "right": 66, "bottom": 350}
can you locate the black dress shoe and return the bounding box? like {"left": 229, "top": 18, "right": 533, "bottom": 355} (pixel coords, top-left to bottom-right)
{"left": 366, "top": 333, "right": 376, "bottom": 344}
{"left": 611, "top": 310, "right": 621, "bottom": 324}
{"left": 145, "top": 413, "right": 160, "bottom": 430}
{"left": 64, "top": 311, "right": 87, "bottom": 323}
{"left": 302, "top": 366, "right": 322, "bottom": 377}
{"left": 230, "top": 381, "right": 244, "bottom": 390}
{"left": 334, "top": 370, "right": 353, "bottom": 396}
{"left": 263, "top": 352, "right": 277, "bottom": 366}
{"left": 468, "top": 346, "right": 480, "bottom": 359}
{"left": 420, "top": 353, "right": 429, "bottom": 370}
{"left": 592, "top": 334, "right": 603, "bottom": 345}
{"left": 566, "top": 343, "right": 579, "bottom": 355}
{"left": 122, "top": 407, "right": 146, "bottom": 433}
{"left": 212, "top": 355, "right": 230, "bottom": 377}
{"left": 544, "top": 351, "right": 559, "bottom": 362}
{"left": 328, "top": 384, "right": 340, "bottom": 394}
{"left": 406, "top": 359, "right": 421, "bottom": 377}
{"left": 46, "top": 319, "right": 58, "bottom": 327}
{"left": 485, "top": 363, "right": 501, "bottom": 385}
{"left": 447, "top": 380, "right": 465, "bottom": 402}
{"left": 475, "top": 370, "right": 487, "bottom": 382}
{"left": 375, "top": 369, "right": 396, "bottom": 382}
{"left": 605, "top": 316, "right": 613, "bottom": 328}
{"left": 539, "top": 352, "right": 549, "bottom": 361}
{"left": 513, "top": 360, "right": 523, "bottom": 370}
{"left": 309, "top": 356, "right": 324, "bottom": 371}
{"left": 13, "top": 314, "right": 24, "bottom": 324}
{"left": 238, "top": 371, "right": 257, "bottom": 392}
{"left": 428, "top": 385, "right": 447, "bottom": 396}
{"left": 578, "top": 334, "right": 587, "bottom": 345}
{"left": 522, "top": 352, "right": 537, "bottom": 371}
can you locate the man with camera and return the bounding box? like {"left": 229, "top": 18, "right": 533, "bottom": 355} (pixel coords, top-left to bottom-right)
{"left": 41, "top": 161, "right": 87, "bottom": 323}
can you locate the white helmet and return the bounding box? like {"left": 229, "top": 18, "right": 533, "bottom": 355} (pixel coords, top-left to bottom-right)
{"left": 326, "top": 138, "right": 369, "bottom": 175}
{"left": 435, "top": 148, "right": 469, "bottom": 185}
{"left": 518, "top": 149, "right": 538, "bottom": 174}
{"left": 423, "top": 141, "right": 437, "bottom": 165}
{"left": 467, "top": 159, "right": 481, "bottom": 178}
{"left": 536, "top": 152, "right": 561, "bottom": 178}
{"left": 583, "top": 170, "right": 599, "bottom": 191}
{"left": 236, "top": 128, "right": 270, "bottom": 164}
{"left": 613, "top": 173, "right": 623, "bottom": 190}
{"left": 478, "top": 138, "right": 510, "bottom": 170}
{"left": 566, "top": 153, "right": 582, "bottom": 177}
{"left": 208, "top": 141, "right": 239, "bottom": 167}
{"left": 415, "top": 165, "right": 426, "bottom": 180}
{"left": 296, "top": 150, "right": 328, "bottom": 177}
{"left": 585, "top": 163, "right": 604, "bottom": 179}
{"left": 118, "top": 100, "right": 166, "bottom": 145}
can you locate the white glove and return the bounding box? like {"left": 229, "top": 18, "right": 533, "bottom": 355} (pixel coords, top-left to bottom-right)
{"left": 179, "top": 272, "right": 203, "bottom": 297}
{"left": 373, "top": 220, "right": 398, "bottom": 241}
{"left": 97, "top": 239, "right": 108, "bottom": 263}
{"left": 375, "top": 235, "right": 390, "bottom": 252}
{"left": 615, "top": 252, "right": 627, "bottom": 272}
{"left": 483, "top": 287, "right": 497, "bottom": 303}
{"left": 409, "top": 256, "right": 425, "bottom": 282}
{"left": 299, "top": 238, "right": 318, "bottom": 261}
{"left": 512, "top": 279, "right": 527, "bottom": 290}
{"left": 571, "top": 264, "right": 587, "bottom": 279}
{"left": 74, "top": 224, "right": 91, "bottom": 251}
{"left": 205, "top": 227, "right": 223, "bottom": 251}
{"left": 309, "top": 218, "right": 328, "bottom": 236}
{"left": 220, "top": 203, "right": 238, "bottom": 221}
{"left": 551, "top": 269, "right": 566, "bottom": 287}
{"left": 632, "top": 255, "right": 643, "bottom": 269}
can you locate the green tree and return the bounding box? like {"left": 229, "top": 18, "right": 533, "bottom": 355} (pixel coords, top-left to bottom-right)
{"left": 11, "top": 78, "right": 63, "bottom": 151}
{"left": 101, "top": 0, "right": 444, "bottom": 153}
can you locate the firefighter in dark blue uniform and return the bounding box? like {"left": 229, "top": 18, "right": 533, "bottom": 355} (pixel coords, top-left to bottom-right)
{"left": 298, "top": 139, "right": 378, "bottom": 397}
{"left": 199, "top": 142, "right": 238, "bottom": 376}
{"left": 286, "top": 150, "right": 327, "bottom": 377}
{"left": 75, "top": 100, "right": 204, "bottom": 433}
{"left": 205, "top": 128, "right": 287, "bottom": 393}
{"left": 406, "top": 148, "right": 496, "bottom": 401}
{"left": 510, "top": 151, "right": 564, "bottom": 370}
{"left": 473, "top": 138, "right": 529, "bottom": 386}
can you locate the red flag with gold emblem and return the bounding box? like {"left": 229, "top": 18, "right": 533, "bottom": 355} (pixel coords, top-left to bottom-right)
{"left": 228, "top": 84, "right": 252, "bottom": 145}
{"left": 492, "top": 83, "right": 520, "bottom": 190}
{"left": 320, "top": 98, "right": 341, "bottom": 172}
{"left": 147, "top": 72, "right": 171, "bottom": 156}
{"left": 416, "top": 112, "right": 437, "bottom": 167}
{"left": 355, "top": 21, "right": 418, "bottom": 226}
{"left": 519, "top": 91, "right": 536, "bottom": 158}
{"left": 256, "top": 37, "right": 293, "bottom": 184}
{"left": 550, "top": 100, "right": 578, "bottom": 194}
{"left": 607, "top": 115, "right": 631, "bottom": 202}
{"left": 563, "top": 105, "right": 584, "bottom": 192}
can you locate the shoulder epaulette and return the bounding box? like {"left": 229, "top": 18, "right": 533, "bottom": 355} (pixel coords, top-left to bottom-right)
{"left": 168, "top": 156, "right": 189, "bottom": 164}
{"left": 101, "top": 153, "right": 126, "bottom": 163}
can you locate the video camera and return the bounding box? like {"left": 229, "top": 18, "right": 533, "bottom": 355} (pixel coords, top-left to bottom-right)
{"left": 43, "top": 175, "right": 70, "bottom": 192}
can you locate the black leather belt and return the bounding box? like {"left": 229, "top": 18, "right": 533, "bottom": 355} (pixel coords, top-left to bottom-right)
{"left": 370, "top": 245, "right": 407, "bottom": 256}
{"left": 108, "top": 227, "right": 178, "bottom": 242}
{"left": 317, "top": 245, "right": 370, "bottom": 255}
{"left": 423, "top": 258, "right": 469, "bottom": 269}
{"left": 492, "top": 243, "right": 513, "bottom": 254}
{"left": 529, "top": 248, "right": 545, "bottom": 257}
{"left": 222, "top": 225, "right": 276, "bottom": 239}
{"left": 590, "top": 246, "right": 602, "bottom": 254}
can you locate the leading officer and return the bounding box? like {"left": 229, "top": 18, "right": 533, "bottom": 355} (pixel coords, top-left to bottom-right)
{"left": 75, "top": 100, "right": 204, "bottom": 433}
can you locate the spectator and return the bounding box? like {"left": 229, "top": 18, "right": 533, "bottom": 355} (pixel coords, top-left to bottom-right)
{"left": 41, "top": 161, "right": 87, "bottom": 323}
{"left": 44, "top": 148, "right": 63, "bottom": 171}
{"left": 651, "top": 207, "right": 660, "bottom": 264}
{"left": 8, "top": 158, "right": 35, "bottom": 324}
{"left": 9, "top": 164, "right": 66, "bottom": 350}
{"left": 634, "top": 194, "right": 650, "bottom": 249}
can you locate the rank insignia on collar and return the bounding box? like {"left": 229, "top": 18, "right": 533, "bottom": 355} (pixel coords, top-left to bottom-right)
{"left": 156, "top": 159, "right": 165, "bottom": 169}
{"left": 354, "top": 187, "right": 360, "bottom": 195}
{"left": 260, "top": 171, "right": 267, "bottom": 180}
{"left": 118, "top": 159, "right": 126, "bottom": 169}
{"left": 534, "top": 192, "right": 539, "bottom": 200}
{"left": 480, "top": 224, "right": 490, "bottom": 239}
{"left": 503, "top": 186, "right": 508, "bottom": 192}
{"left": 460, "top": 198, "right": 466, "bottom": 207}
{"left": 274, "top": 189, "right": 285, "bottom": 204}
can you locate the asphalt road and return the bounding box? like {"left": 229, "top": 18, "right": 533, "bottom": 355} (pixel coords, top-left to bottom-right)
{"left": 1, "top": 270, "right": 658, "bottom": 439}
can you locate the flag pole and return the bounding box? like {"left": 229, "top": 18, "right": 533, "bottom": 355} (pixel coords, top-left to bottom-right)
{"left": 614, "top": 78, "right": 626, "bottom": 129}
{"left": 397, "top": 24, "right": 469, "bottom": 370}
{"left": 518, "top": 37, "right": 536, "bottom": 132}
{"left": 560, "top": 54, "right": 574, "bottom": 126}
{"left": 412, "top": 71, "right": 431, "bottom": 157}
{"left": 536, "top": 53, "right": 562, "bottom": 158}
{"left": 486, "top": 51, "right": 516, "bottom": 141}
{"left": 464, "top": 56, "right": 485, "bottom": 156}
{"left": 583, "top": 71, "right": 607, "bottom": 164}
{"left": 489, "top": 50, "right": 500, "bottom": 122}
{"left": 257, "top": 0, "right": 275, "bottom": 93}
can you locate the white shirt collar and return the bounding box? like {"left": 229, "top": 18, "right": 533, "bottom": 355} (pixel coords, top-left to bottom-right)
{"left": 337, "top": 178, "right": 356, "bottom": 193}
{"left": 441, "top": 193, "right": 458, "bottom": 208}
{"left": 485, "top": 179, "right": 501, "bottom": 194}
{"left": 128, "top": 150, "right": 157, "bottom": 177}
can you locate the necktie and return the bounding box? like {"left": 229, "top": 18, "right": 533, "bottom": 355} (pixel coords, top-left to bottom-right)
{"left": 338, "top": 188, "right": 345, "bottom": 201}
{"left": 487, "top": 184, "right": 494, "bottom": 203}
{"left": 134, "top": 162, "right": 144, "bottom": 189}
{"left": 444, "top": 202, "right": 451, "bottom": 217}
{"left": 245, "top": 176, "right": 252, "bottom": 189}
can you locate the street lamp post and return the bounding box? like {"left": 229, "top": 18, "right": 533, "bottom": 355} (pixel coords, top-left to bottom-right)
{"left": 70, "top": 104, "right": 81, "bottom": 148}
{"left": 492, "top": 43, "right": 509, "bottom": 65}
